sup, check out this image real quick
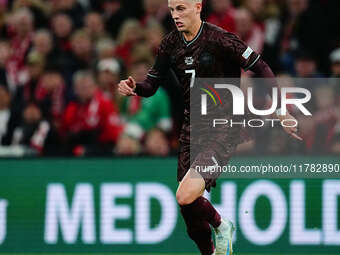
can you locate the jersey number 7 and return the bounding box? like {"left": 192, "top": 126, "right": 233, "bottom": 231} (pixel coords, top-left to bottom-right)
{"left": 186, "top": 69, "right": 196, "bottom": 88}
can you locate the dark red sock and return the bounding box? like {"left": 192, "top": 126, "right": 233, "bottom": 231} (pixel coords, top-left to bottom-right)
{"left": 183, "top": 196, "right": 221, "bottom": 228}
{"left": 180, "top": 203, "right": 214, "bottom": 255}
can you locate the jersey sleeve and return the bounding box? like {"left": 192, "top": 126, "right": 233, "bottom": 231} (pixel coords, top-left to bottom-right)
{"left": 148, "top": 37, "right": 171, "bottom": 78}
{"left": 134, "top": 36, "right": 171, "bottom": 97}
{"left": 221, "top": 32, "right": 260, "bottom": 71}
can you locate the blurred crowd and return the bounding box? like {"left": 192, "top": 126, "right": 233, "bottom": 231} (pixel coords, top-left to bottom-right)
{"left": 0, "top": 0, "right": 339, "bottom": 157}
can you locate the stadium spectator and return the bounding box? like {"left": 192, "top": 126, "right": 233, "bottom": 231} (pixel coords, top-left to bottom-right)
{"left": 294, "top": 51, "right": 322, "bottom": 78}
{"left": 95, "top": 38, "right": 116, "bottom": 60}
{"left": 293, "top": 85, "right": 337, "bottom": 154}
{"left": 11, "top": 102, "right": 59, "bottom": 155}
{"left": 96, "top": 58, "right": 121, "bottom": 105}
{"left": 6, "top": 8, "right": 34, "bottom": 89}
{"left": 17, "top": 51, "right": 45, "bottom": 104}
{"left": 115, "top": 19, "right": 145, "bottom": 67}
{"left": 144, "top": 128, "right": 170, "bottom": 156}
{"left": 51, "top": 13, "right": 73, "bottom": 54}
{"left": 242, "top": 0, "right": 266, "bottom": 29}
{"left": 32, "top": 30, "right": 56, "bottom": 60}
{"left": 276, "top": 0, "right": 315, "bottom": 73}
{"left": 50, "top": 0, "right": 85, "bottom": 28}
{"left": 234, "top": 8, "right": 264, "bottom": 53}
{"left": 330, "top": 48, "right": 340, "bottom": 78}
{"left": 0, "top": 86, "right": 16, "bottom": 145}
{"left": 260, "top": 0, "right": 282, "bottom": 72}
{"left": 292, "top": 51, "right": 323, "bottom": 109}
{"left": 58, "top": 29, "right": 94, "bottom": 96}
{"left": 130, "top": 42, "right": 154, "bottom": 67}
{"left": 0, "top": 41, "right": 11, "bottom": 90}
{"left": 37, "top": 69, "right": 66, "bottom": 124}
{"left": 61, "top": 71, "right": 123, "bottom": 156}
{"left": 96, "top": 0, "right": 127, "bottom": 39}
{"left": 145, "top": 21, "right": 165, "bottom": 56}
{"left": 13, "top": 52, "right": 65, "bottom": 125}
{"left": 295, "top": 114, "right": 315, "bottom": 154}
{"left": 12, "top": 0, "right": 48, "bottom": 29}
{"left": 0, "top": 0, "right": 8, "bottom": 38}
{"left": 207, "top": 0, "right": 235, "bottom": 33}
{"left": 312, "top": 86, "right": 338, "bottom": 154}
{"left": 141, "top": 0, "right": 172, "bottom": 31}
{"left": 329, "top": 48, "right": 340, "bottom": 103}
{"left": 84, "top": 12, "right": 109, "bottom": 44}
{"left": 330, "top": 133, "right": 340, "bottom": 155}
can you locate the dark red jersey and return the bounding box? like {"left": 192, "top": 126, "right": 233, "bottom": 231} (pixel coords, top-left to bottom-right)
{"left": 136, "top": 22, "right": 260, "bottom": 100}
{"left": 135, "top": 22, "right": 261, "bottom": 143}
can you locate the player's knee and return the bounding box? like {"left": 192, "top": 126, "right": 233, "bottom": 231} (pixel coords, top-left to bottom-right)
{"left": 176, "top": 190, "right": 194, "bottom": 206}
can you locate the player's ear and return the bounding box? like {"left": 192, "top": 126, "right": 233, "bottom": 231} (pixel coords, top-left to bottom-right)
{"left": 195, "top": 3, "right": 202, "bottom": 14}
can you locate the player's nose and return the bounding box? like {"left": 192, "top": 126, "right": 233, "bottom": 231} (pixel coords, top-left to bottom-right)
{"left": 173, "top": 17, "right": 180, "bottom": 23}
{"left": 171, "top": 11, "right": 179, "bottom": 20}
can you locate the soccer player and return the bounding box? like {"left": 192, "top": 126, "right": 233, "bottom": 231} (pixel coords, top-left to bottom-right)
{"left": 118, "top": 0, "right": 301, "bottom": 254}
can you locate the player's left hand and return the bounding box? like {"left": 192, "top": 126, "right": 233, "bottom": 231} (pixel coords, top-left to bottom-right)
{"left": 277, "top": 111, "right": 303, "bottom": 141}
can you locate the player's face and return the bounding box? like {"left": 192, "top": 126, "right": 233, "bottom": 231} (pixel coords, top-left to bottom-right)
{"left": 168, "top": 0, "right": 201, "bottom": 32}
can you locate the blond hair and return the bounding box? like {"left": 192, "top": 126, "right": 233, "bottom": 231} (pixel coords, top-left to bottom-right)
{"left": 168, "top": 0, "right": 202, "bottom": 3}
{"left": 176, "top": 0, "right": 202, "bottom": 2}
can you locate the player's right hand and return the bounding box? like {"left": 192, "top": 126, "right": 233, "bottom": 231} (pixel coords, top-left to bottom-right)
{"left": 118, "top": 76, "right": 137, "bottom": 96}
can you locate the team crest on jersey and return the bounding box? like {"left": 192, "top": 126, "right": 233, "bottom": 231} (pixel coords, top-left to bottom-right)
{"left": 185, "top": 56, "right": 194, "bottom": 65}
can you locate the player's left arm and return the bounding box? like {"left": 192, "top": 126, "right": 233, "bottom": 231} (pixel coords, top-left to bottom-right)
{"left": 223, "top": 32, "right": 302, "bottom": 140}
{"left": 249, "top": 59, "right": 302, "bottom": 141}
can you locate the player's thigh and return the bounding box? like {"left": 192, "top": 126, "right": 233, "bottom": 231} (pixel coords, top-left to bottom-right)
{"left": 176, "top": 168, "right": 205, "bottom": 205}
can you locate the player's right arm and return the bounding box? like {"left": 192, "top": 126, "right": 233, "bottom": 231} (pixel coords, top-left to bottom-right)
{"left": 118, "top": 36, "right": 171, "bottom": 98}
